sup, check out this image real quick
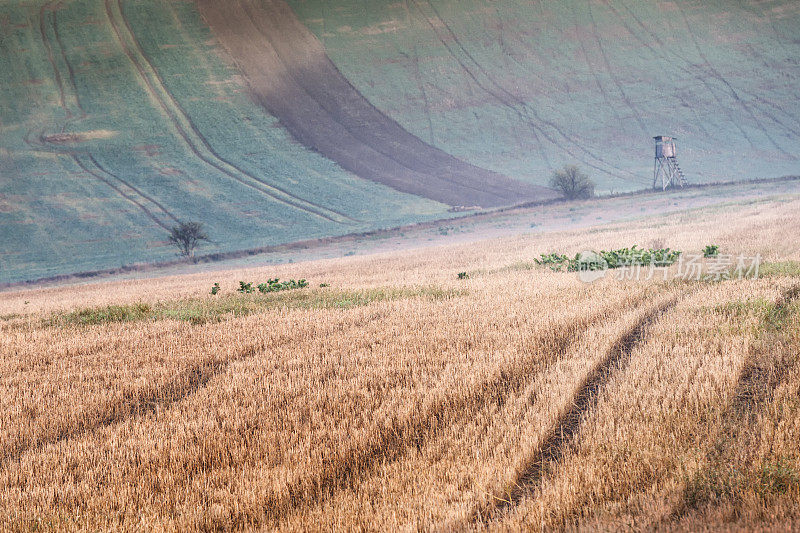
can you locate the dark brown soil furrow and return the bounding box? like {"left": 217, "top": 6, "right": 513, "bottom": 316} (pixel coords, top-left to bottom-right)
{"left": 116, "top": 0, "right": 358, "bottom": 224}
{"left": 471, "top": 296, "right": 680, "bottom": 525}
{"left": 237, "top": 1, "right": 513, "bottom": 203}
{"left": 105, "top": 0, "right": 353, "bottom": 225}
{"left": 195, "top": 0, "right": 555, "bottom": 207}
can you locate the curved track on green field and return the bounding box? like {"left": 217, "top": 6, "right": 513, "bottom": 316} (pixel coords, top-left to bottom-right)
{"left": 1, "top": 0, "right": 799, "bottom": 283}
{"left": 194, "top": 0, "right": 555, "bottom": 208}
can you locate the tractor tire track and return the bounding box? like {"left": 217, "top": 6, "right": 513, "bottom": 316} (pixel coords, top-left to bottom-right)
{"left": 414, "top": 0, "right": 648, "bottom": 185}
{"left": 114, "top": 0, "right": 357, "bottom": 224}
{"left": 35, "top": 1, "right": 178, "bottom": 231}
{"left": 105, "top": 0, "right": 355, "bottom": 225}
{"left": 234, "top": 0, "right": 537, "bottom": 205}
{"left": 585, "top": 0, "right": 649, "bottom": 136}
{"left": 673, "top": 1, "right": 793, "bottom": 159}
{"left": 488, "top": 3, "right": 553, "bottom": 172}
{"left": 50, "top": 0, "right": 86, "bottom": 120}
{"left": 412, "top": 0, "right": 619, "bottom": 182}
{"left": 668, "top": 285, "right": 800, "bottom": 520}
{"left": 86, "top": 154, "right": 180, "bottom": 225}
{"left": 260, "top": 303, "right": 618, "bottom": 527}
{"left": 602, "top": 1, "right": 709, "bottom": 134}
{"left": 413, "top": 0, "right": 591, "bottom": 177}
{"left": 421, "top": 0, "right": 647, "bottom": 182}
{"left": 736, "top": 86, "right": 800, "bottom": 136}
{"left": 470, "top": 294, "right": 681, "bottom": 525}
{"left": 572, "top": 3, "right": 623, "bottom": 129}
{"left": 401, "top": 0, "right": 435, "bottom": 146}
{"left": 71, "top": 154, "right": 174, "bottom": 230}
{"left": 407, "top": 44, "right": 435, "bottom": 146}
{"left": 0, "top": 310, "right": 383, "bottom": 471}
{"left": 731, "top": 285, "right": 800, "bottom": 413}
{"left": 607, "top": 0, "right": 738, "bottom": 140}
{"left": 38, "top": 1, "right": 69, "bottom": 121}
{"left": 609, "top": 0, "right": 800, "bottom": 143}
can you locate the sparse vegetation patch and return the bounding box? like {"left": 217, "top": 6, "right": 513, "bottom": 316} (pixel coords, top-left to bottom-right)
{"left": 47, "top": 286, "right": 464, "bottom": 327}
{"left": 535, "top": 246, "right": 682, "bottom": 272}
{"left": 703, "top": 244, "right": 720, "bottom": 258}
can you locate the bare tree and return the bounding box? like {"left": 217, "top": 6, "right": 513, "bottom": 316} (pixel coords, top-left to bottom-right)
{"left": 168, "top": 221, "right": 209, "bottom": 261}
{"left": 550, "top": 165, "right": 595, "bottom": 200}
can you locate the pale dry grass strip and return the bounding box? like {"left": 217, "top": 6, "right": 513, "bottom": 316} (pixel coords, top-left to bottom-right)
{"left": 2, "top": 195, "right": 798, "bottom": 317}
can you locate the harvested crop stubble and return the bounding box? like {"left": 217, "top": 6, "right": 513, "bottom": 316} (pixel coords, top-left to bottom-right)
{"left": 0, "top": 197, "right": 799, "bottom": 529}
{"left": 495, "top": 280, "right": 800, "bottom": 531}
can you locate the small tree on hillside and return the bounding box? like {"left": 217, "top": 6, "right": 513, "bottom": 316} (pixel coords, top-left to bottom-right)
{"left": 550, "top": 165, "right": 595, "bottom": 200}
{"left": 168, "top": 221, "right": 209, "bottom": 262}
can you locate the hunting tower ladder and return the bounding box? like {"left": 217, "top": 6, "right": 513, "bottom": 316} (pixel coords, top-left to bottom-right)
{"left": 653, "top": 136, "right": 687, "bottom": 190}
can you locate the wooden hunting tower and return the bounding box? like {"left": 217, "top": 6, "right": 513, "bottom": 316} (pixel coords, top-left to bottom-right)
{"left": 653, "top": 136, "right": 686, "bottom": 190}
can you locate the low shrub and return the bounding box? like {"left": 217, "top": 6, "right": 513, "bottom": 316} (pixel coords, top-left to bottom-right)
{"left": 704, "top": 244, "right": 720, "bottom": 258}
{"left": 535, "top": 246, "right": 682, "bottom": 272}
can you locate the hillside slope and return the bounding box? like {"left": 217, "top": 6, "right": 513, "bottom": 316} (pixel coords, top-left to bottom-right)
{"left": 0, "top": 0, "right": 461, "bottom": 283}
{"left": 2, "top": 0, "right": 800, "bottom": 283}
{"left": 194, "top": 0, "right": 555, "bottom": 208}
{"left": 288, "top": 0, "right": 800, "bottom": 190}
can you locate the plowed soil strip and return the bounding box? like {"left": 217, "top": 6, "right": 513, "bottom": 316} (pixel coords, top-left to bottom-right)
{"left": 106, "top": 0, "right": 352, "bottom": 224}
{"left": 195, "top": 0, "right": 553, "bottom": 208}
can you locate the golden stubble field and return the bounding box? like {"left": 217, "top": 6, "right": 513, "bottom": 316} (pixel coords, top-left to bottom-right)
{"left": 1, "top": 196, "right": 799, "bottom": 531}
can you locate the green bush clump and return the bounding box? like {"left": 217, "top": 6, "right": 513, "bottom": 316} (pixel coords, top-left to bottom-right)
{"left": 237, "top": 281, "right": 255, "bottom": 294}
{"left": 236, "top": 279, "right": 310, "bottom": 294}
{"left": 704, "top": 244, "right": 720, "bottom": 258}
{"left": 211, "top": 283, "right": 221, "bottom": 295}
{"left": 257, "top": 278, "right": 309, "bottom": 293}
{"left": 535, "top": 246, "right": 682, "bottom": 272}
{"left": 599, "top": 246, "right": 681, "bottom": 269}
{"left": 457, "top": 272, "right": 469, "bottom": 280}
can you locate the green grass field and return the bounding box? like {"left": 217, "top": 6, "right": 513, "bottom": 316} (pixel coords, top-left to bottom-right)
{"left": 0, "top": 0, "right": 451, "bottom": 283}
{"left": 1, "top": 0, "right": 799, "bottom": 283}
{"left": 288, "top": 0, "right": 800, "bottom": 189}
